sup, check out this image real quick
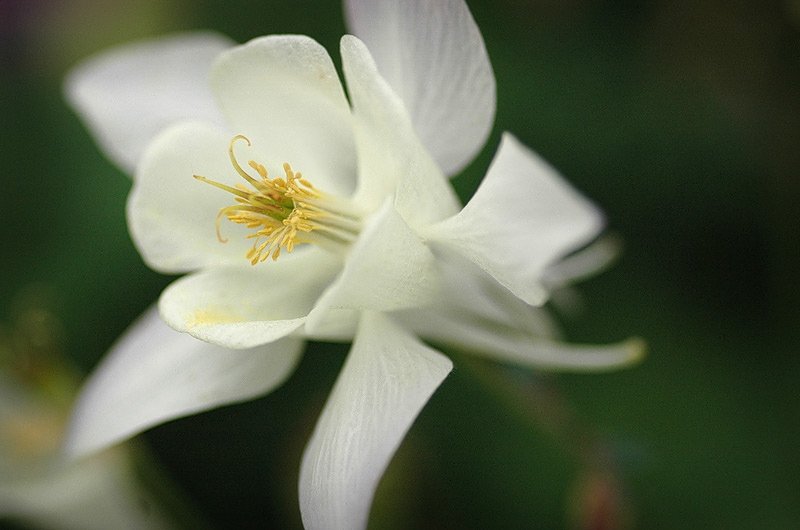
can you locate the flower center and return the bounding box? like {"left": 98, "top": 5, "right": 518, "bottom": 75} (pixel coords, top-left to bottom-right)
{"left": 195, "top": 135, "right": 362, "bottom": 263}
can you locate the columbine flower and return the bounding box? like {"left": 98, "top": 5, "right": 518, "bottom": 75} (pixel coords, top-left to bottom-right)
{"left": 0, "top": 293, "right": 177, "bottom": 530}
{"left": 64, "top": 1, "right": 644, "bottom": 528}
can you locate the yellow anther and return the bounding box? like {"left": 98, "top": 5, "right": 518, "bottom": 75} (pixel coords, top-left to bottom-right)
{"left": 195, "top": 135, "right": 362, "bottom": 263}
{"left": 248, "top": 160, "right": 268, "bottom": 178}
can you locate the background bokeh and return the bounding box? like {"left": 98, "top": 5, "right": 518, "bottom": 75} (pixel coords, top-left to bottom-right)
{"left": 1, "top": 0, "right": 798, "bottom": 528}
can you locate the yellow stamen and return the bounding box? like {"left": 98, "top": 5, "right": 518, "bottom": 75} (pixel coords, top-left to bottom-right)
{"left": 194, "top": 135, "right": 361, "bottom": 263}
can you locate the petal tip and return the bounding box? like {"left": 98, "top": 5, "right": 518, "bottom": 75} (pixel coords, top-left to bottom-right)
{"left": 622, "top": 336, "right": 648, "bottom": 366}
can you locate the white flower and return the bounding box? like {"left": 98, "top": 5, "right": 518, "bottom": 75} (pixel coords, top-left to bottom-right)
{"left": 128, "top": 31, "right": 460, "bottom": 349}
{"left": 0, "top": 377, "right": 177, "bottom": 530}
{"left": 0, "top": 305, "right": 177, "bottom": 530}
{"left": 64, "top": 1, "right": 644, "bottom": 529}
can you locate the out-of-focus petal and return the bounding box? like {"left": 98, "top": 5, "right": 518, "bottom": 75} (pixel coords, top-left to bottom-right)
{"left": 211, "top": 35, "right": 357, "bottom": 197}
{"left": 0, "top": 447, "right": 176, "bottom": 530}
{"left": 343, "top": 0, "right": 495, "bottom": 176}
{"left": 158, "top": 249, "right": 341, "bottom": 349}
{"left": 65, "top": 32, "right": 232, "bottom": 174}
{"left": 425, "top": 132, "right": 605, "bottom": 306}
{"left": 542, "top": 234, "right": 622, "bottom": 288}
{"left": 64, "top": 307, "right": 304, "bottom": 458}
{"left": 299, "top": 312, "right": 452, "bottom": 530}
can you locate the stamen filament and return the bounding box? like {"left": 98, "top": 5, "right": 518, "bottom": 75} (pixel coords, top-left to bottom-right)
{"left": 194, "top": 135, "right": 363, "bottom": 263}
{"left": 228, "top": 135, "right": 262, "bottom": 188}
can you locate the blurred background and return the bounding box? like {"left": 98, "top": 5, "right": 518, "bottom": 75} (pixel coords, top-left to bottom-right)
{"left": 1, "top": 0, "right": 798, "bottom": 528}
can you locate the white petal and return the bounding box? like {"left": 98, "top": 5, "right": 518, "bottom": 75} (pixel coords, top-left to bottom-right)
{"left": 424, "top": 247, "right": 562, "bottom": 339}
{"left": 65, "top": 32, "right": 232, "bottom": 174}
{"left": 0, "top": 448, "right": 176, "bottom": 530}
{"left": 344, "top": 0, "right": 495, "bottom": 176}
{"left": 299, "top": 312, "right": 452, "bottom": 530}
{"left": 64, "top": 307, "right": 304, "bottom": 458}
{"left": 158, "top": 249, "right": 341, "bottom": 349}
{"left": 306, "top": 200, "right": 441, "bottom": 334}
{"left": 395, "top": 248, "right": 643, "bottom": 371}
{"left": 210, "top": 35, "right": 357, "bottom": 197}
{"left": 303, "top": 309, "right": 360, "bottom": 343}
{"left": 402, "top": 308, "right": 645, "bottom": 372}
{"left": 340, "top": 35, "right": 460, "bottom": 226}
{"left": 425, "top": 132, "right": 606, "bottom": 306}
{"left": 542, "top": 234, "right": 622, "bottom": 288}
{"left": 128, "top": 122, "right": 272, "bottom": 274}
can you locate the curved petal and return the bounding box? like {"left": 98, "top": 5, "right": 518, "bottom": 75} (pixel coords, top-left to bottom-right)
{"left": 425, "top": 132, "right": 606, "bottom": 306}
{"left": 299, "top": 312, "right": 452, "bottom": 530}
{"left": 402, "top": 309, "right": 645, "bottom": 372}
{"left": 305, "top": 199, "right": 441, "bottom": 334}
{"left": 344, "top": 0, "right": 495, "bottom": 176}
{"left": 159, "top": 249, "right": 341, "bottom": 349}
{"left": 397, "top": 248, "right": 645, "bottom": 371}
{"left": 129, "top": 122, "right": 274, "bottom": 274}
{"left": 65, "top": 32, "right": 233, "bottom": 174}
{"left": 210, "top": 35, "right": 357, "bottom": 197}
{"left": 542, "top": 234, "right": 622, "bottom": 289}
{"left": 63, "top": 307, "right": 304, "bottom": 459}
{"left": 341, "top": 35, "right": 460, "bottom": 226}
{"left": 426, "top": 247, "right": 562, "bottom": 339}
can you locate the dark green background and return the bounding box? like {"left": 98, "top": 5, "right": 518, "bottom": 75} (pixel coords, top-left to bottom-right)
{"left": 1, "top": 0, "right": 798, "bottom": 528}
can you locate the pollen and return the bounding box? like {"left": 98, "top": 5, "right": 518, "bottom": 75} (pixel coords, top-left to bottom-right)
{"left": 194, "top": 135, "right": 361, "bottom": 264}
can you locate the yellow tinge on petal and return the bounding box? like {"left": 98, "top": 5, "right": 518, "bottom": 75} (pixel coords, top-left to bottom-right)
{"left": 186, "top": 305, "right": 243, "bottom": 329}
{"left": 195, "top": 135, "right": 362, "bottom": 263}
{"left": 2, "top": 410, "right": 64, "bottom": 461}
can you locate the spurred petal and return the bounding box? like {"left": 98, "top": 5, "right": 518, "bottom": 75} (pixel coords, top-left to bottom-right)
{"left": 340, "top": 35, "right": 460, "bottom": 226}
{"left": 158, "top": 249, "right": 341, "bottom": 349}
{"left": 542, "top": 234, "right": 622, "bottom": 288}
{"left": 64, "top": 307, "right": 304, "bottom": 458}
{"left": 299, "top": 312, "right": 452, "bottom": 530}
{"left": 344, "top": 0, "right": 495, "bottom": 176}
{"left": 425, "top": 133, "right": 605, "bottom": 306}
{"left": 403, "top": 309, "right": 645, "bottom": 371}
{"left": 418, "top": 247, "right": 561, "bottom": 339}
{"left": 306, "top": 199, "right": 441, "bottom": 334}
{"left": 395, "top": 247, "right": 644, "bottom": 371}
{"left": 211, "top": 35, "right": 357, "bottom": 197}
{"left": 65, "top": 32, "right": 232, "bottom": 174}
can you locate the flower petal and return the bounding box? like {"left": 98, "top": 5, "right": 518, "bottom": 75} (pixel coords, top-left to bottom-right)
{"left": 0, "top": 448, "right": 176, "bottom": 530}
{"left": 343, "top": 0, "right": 495, "bottom": 176}
{"left": 422, "top": 247, "right": 562, "bottom": 339}
{"left": 210, "top": 35, "right": 357, "bottom": 197}
{"left": 65, "top": 32, "right": 233, "bottom": 174}
{"left": 396, "top": 248, "right": 644, "bottom": 371}
{"left": 305, "top": 199, "right": 441, "bottom": 335}
{"left": 425, "top": 132, "right": 606, "bottom": 306}
{"left": 340, "top": 35, "right": 460, "bottom": 226}
{"left": 64, "top": 307, "right": 304, "bottom": 459}
{"left": 403, "top": 309, "right": 645, "bottom": 372}
{"left": 128, "top": 122, "right": 272, "bottom": 274}
{"left": 299, "top": 312, "right": 452, "bottom": 530}
{"left": 159, "top": 249, "right": 341, "bottom": 349}
{"left": 542, "top": 234, "right": 622, "bottom": 289}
